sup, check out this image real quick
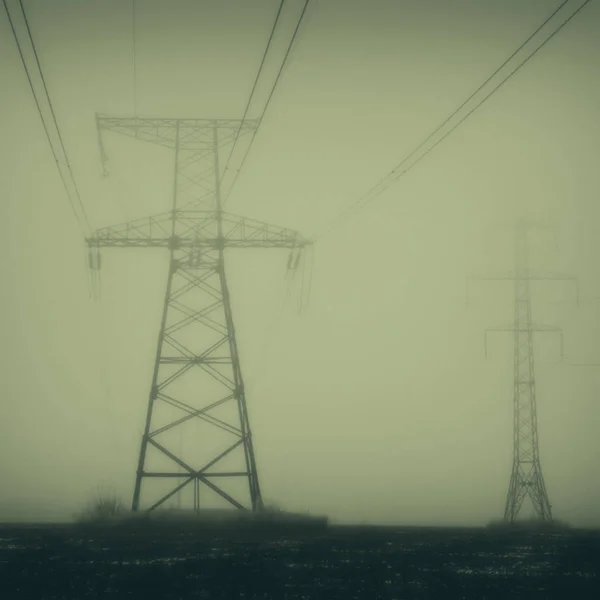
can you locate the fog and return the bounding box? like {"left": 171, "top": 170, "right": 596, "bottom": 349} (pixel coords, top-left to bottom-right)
{"left": 0, "top": 0, "right": 599, "bottom": 527}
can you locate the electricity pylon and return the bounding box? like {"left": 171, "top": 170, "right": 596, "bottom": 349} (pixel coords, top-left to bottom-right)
{"left": 87, "top": 116, "right": 309, "bottom": 513}
{"left": 467, "top": 220, "right": 578, "bottom": 523}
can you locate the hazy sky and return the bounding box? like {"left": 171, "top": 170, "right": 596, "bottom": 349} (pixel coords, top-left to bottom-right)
{"left": 1, "top": 0, "right": 599, "bottom": 526}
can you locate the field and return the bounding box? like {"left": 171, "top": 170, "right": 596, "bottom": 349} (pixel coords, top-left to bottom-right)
{"left": 0, "top": 524, "right": 598, "bottom": 599}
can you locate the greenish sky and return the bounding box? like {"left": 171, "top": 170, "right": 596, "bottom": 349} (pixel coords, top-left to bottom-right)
{"left": 0, "top": 0, "right": 599, "bottom": 526}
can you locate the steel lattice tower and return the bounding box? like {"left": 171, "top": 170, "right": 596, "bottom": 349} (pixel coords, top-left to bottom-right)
{"left": 469, "top": 220, "right": 578, "bottom": 523}
{"left": 87, "top": 116, "right": 309, "bottom": 513}
{"left": 504, "top": 222, "right": 552, "bottom": 522}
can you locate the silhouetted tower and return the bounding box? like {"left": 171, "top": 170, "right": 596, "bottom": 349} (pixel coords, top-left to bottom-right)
{"left": 504, "top": 222, "right": 552, "bottom": 522}
{"left": 468, "top": 220, "right": 578, "bottom": 523}
{"left": 87, "top": 116, "right": 308, "bottom": 513}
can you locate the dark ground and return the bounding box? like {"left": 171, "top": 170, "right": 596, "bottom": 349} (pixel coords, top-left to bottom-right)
{"left": 0, "top": 524, "right": 598, "bottom": 599}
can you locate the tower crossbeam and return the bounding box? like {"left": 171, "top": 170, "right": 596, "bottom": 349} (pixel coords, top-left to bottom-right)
{"left": 87, "top": 210, "right": 308, "bottom": 249}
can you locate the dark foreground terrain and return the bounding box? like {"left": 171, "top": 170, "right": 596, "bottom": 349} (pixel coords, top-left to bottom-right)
{"left": 0, "top": 523, "right": 598, "bottom": 599}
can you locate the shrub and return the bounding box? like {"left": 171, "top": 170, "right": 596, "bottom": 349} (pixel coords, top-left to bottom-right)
{"left": 77, "top": 491, "right": 124, "bottom": 524}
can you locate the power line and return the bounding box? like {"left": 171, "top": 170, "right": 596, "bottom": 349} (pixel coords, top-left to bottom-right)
{"left": 221, "top": 0, "right": 287, "bottom": 183}
{"left": 222, "top": 0, "right": 311, "bottom": 206}
{"left": 315, "top": 0, "right": 591, "bottom": 240}
{"left": 2, "top": 0, "right": 90, "bottom": 233}
{"left": 132, "top": 0, "right": 138, "bottom": 115}
{"left": 18, "top": 0, "right": 92, "bottom": 231}
{"left": 17, "top": 0, "right": 92, "bottom": 232}
{"left": 319, "top": 0, "right": 571, "bottom": 235}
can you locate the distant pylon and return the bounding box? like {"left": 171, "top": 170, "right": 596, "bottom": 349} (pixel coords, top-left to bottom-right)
{"left": 504, "top": 222, "right": 552, "bottom": 522}
{"left": 87, "top": 116, "right": 310, "bottom": 513}
{"left": 467, "top": 220, "right": 578, "bottom": 523}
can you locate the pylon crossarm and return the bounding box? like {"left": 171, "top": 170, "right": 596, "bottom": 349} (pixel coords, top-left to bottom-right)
{"left": 85, "top": 210, "right": 310, "bottom": 249}
{"left": 220, "top": 212, "right": 309, "bottom": 247}
{"left": 96, "top": 116, "right": 259, "bottom": 150}
{"left": 86, "top": 211, "right": 173, "bottom": 246}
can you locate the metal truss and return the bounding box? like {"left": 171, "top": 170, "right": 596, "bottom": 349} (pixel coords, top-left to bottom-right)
{"left": 88, "top": 117, "right": 309, "bottom": 513}
{"left": 88, "top": 210, "right": 305, "bottom": 249}
{"left": 96, "top": 116, "right": 259, "bottom": 208}
{"left": 468, "top": 221, "right": 578, "bottom": 523}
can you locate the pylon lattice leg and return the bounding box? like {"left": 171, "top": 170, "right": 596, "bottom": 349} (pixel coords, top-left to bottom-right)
{"left": 131, "top": 246, "right": 262, "bottom": 512}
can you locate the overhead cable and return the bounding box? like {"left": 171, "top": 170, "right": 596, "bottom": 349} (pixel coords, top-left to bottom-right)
{"left": 221, "top": 0, "right": 287, "bottom": 183}
{"left": 2, "top": 0, "right": 91, "bottom": 233}
{"left": 132, "top": 0, "right": 138, "bottom": 115}
{"left": 315, "top": 0, "right": 591, "bottom": 240}
{"left": 222, "top": 0, "right": 311, "bottom": 206}
{"left": 18, "top": 0, "right": 92, "bottom": 231}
